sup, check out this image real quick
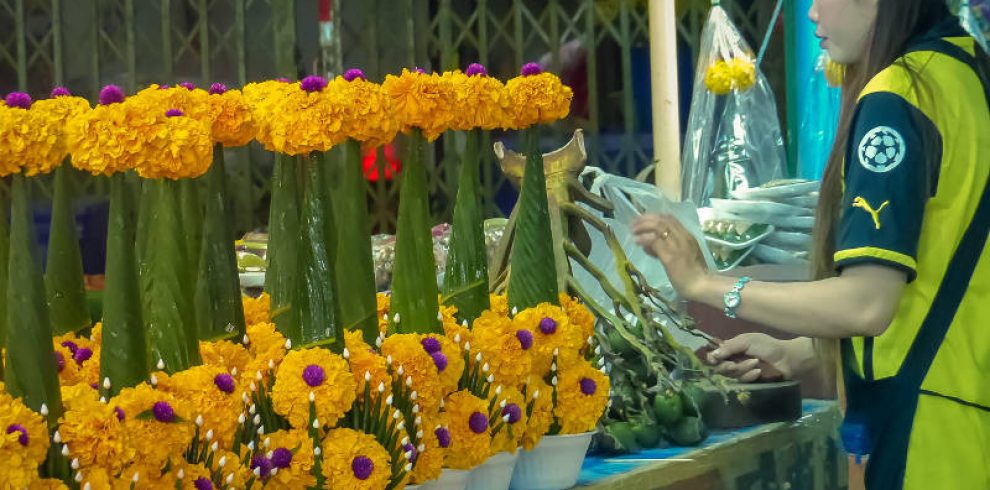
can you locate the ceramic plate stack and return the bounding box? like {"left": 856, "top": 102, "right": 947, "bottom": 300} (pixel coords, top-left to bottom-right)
{"left": 705, "top": 179, "right": 820, "bottom": 269}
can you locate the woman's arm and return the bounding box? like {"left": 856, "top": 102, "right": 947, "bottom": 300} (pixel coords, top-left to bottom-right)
{"left": 632, "top": 214, "right": 908, "bottom": 339}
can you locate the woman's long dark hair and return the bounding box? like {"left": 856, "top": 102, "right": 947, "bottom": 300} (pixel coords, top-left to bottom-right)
{"left": 811, "top": 0, "right": 954, "bottom": 281}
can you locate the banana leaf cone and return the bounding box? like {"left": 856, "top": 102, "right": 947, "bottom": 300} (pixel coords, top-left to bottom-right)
{"left": 4, "top": 174, "right": 63, "bottom": 424}
{"left": 506, "top": 127, "right": 560, "bottom": 310}
{"left": 390, "top": 129, "right": 442, "bottom": 334}
{"left": 45, "top": 163, "right": 92, "bottom": 335}
{"left": 329, "top": 140, "right": 379, "bottom": 344}
{"left": 292, "top": 154, "right": 343, "bottom": 351}
{"left": 100, "top": 172, "right": 148, "bottom": 396}
{"left": 195, "top": 145, "right": 246, "bottom": 341}
{"left": 180, "top": 176, "right": 204, "bottom": 299}
{"left": 266, "top": 153, "right": 302, "bottom": 342}
{"left": 442, "top": 129, "right": 490, "bottom": 324}
{"left": 140, "top": 179, "right": 202, "bottom": 373}
{"left": 0, "top": 195, "right": 8, "bottom": 378}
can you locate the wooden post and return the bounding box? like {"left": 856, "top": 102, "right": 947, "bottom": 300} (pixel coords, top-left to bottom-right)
{"left": 648, "top": 0, "right": 682, "bottom": 201}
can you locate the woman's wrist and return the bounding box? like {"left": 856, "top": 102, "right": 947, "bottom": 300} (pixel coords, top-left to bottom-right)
{"left": 781, "top": 337, "right": 818, "bottom": 379}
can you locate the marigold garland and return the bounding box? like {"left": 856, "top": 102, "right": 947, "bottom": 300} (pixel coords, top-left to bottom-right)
{"left": 271, "top": 348, "right": 356, "bottom": 428}
{"left": 382, "top": 68, "right": 456, "bottom": 141}
{"left": 0, "top": 94, "right": 62, "bottom": 176}
{"left": 321, "top": 428, "right": 392, "bottom": 490}
{"left": 554, "top": 358, "right": 611, "bottom": 434}
{"left": 204, "top": 86, "right": 257, "bottom": 147}
{"left": 134, "top": 109, "right": 212, "bottom": 180}
{"left": 503, "top": 63, "right": 573, "bottom": 129}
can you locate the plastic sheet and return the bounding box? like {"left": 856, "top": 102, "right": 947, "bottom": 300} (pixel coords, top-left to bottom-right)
{"left": 959, "top": 0, "right": 990, "bottom": 51}
{"left": 681, "top": 6, "right": 787, "bottom": 207}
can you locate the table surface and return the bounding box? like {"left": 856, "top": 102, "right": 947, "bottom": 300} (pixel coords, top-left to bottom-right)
{"left": 577, "top": 400, "right": 843, "bottom": 489}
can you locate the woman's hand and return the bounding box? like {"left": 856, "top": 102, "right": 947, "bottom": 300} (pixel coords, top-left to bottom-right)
{"left": 706, "top": 334, "right": 815, "bottom": 382}
{"left": 631, "top": 214, "right": 710, "bottom": 300}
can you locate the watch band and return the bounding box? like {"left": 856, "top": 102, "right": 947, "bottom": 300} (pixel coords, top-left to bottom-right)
{"left": 723, "top": 276, "right": 751, "bottom": 319}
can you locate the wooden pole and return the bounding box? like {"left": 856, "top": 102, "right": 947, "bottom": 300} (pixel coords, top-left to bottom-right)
{"left": 648, "top": 0, "right": 682, "bottom": 201}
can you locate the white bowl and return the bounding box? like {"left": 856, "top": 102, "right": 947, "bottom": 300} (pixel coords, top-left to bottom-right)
{"left": 509, "top": 432, "right": 594, "bottom": 490}
{"left": 423, "top": 468, "right": 471, "bottom": 490}
{"left": 467, "top": 451, "right": 520, "bottom": 490}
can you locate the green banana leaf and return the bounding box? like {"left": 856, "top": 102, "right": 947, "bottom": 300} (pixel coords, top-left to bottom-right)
{"left": 507, "top": 128, "right": 560, "bottom": 309}
{"left": 329, "top": 140, "right": 379, "bottom": 344}
{"left": 4, "top": 174, "right": 63, "bottom": 425}
{"left": 180, "top": 177, "right": 204, "bottom": 300}
{"left": 195, "top": 145, "right": 246, "bottom": 342}
{"left": 0, "top": 193, "right": 9, "bottom": 378}
{"left": 292, "top": 153, "right": 342, "bottom": 350}
{"left": 45, "top": 163, "right": 92, "bottom": 335}
{"left": 100, "top": 172, "right": 148, "bottom": 396}
{"left": 390, "top": 129, "right": 442, "bottom": 334}
{"left": 141, "top": 179, "right": 202, "bottom": 373}
{"left": 135, "top": 178, "right": 153, "bottom": 267}
{"left": 266, "top": 153, "right": 302, "bottom": 340}
{"left": 442, "top": 130, "right": 490, "bottom": 323}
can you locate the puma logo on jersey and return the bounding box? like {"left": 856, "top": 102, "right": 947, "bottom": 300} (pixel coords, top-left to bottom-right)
{"left": 853, "top": 197, "right": 890, "bottom": 230}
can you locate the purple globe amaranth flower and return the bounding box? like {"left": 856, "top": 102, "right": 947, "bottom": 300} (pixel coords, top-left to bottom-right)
{"left": 302, "top": 364, "right": 326, "bottom": 387}
{"left": 194, "top": 477, "right": 213, "bottom": 490}
{"left": 516, "top": 329, "right": 534, "bottom": 350}
{"left": 502, "top": 403, "right": 522, "bottom": 424}
{"left": 539, "top": 317, "right": 558, "bottom": 335}
{"left": 159, "top": 84, "right": 171, "bottom": 90}
{"left": 50, "top": 86, "right": 72, "bottom": 97}
{"left": 152, "top": 401, "right": 176, "bottom": 423}
{"left": 343, "top": 68, "right": 366, "bottom": 82}
{"left": 73, "top": 347, "right": 93, "bottom": 366}
{"left": 99, "top": 85, "right": 125, "bottom": 105}
{"left": 351, "top": 455, "right": 375, "bottom": 480}
{"left": 413, "top": 67, "right": 427, "bottom": 74}
{"left": 214, "top": 373, "right": 235, "bottom": 394}
{"left": 61, "top": 340, "right": 79, "bottom": 354}
{"left": 276, "top": 77, "right": 291, "bottom": 83}
{"left": 179, "top": 81, "right": 196, "bottom": 90}
{"left": 579, "top": 377, "right": 597, "bottom": 396}
{"left": 521, "top": 62, "right": 543, "bottom": 76}
{"left": 271, "top": 447, "right": 293, "bottom": 469}
{"left": 465, "top": 63, "right": 488, "bottom": 77}
{"left": 403, "top": 442, "right": 418, "bottom": 463}
{"left": 420, "top": 337, "right": 442, "bottom": 354}
{"left": 90, "top": 382, "right": 99, "bottom": 390}
{"left": 165, "top": 108, "right": 184, "bottom": 117}
{"left": 300, "top": 75, "right": 328, "bottom": 93}
{"left": 435, "top": 427, "right": 452, "bottom": 448}
{"left": 6, "top": 424, "right": 29, "bottom": 446}
{"left": 208, "top": 83, "right": 228, "bottom": 95}
{"left": 114, "top": 406, "right": 125, "bottom": 422}
{"left": 55, "top": 351, "right": 65, "bottom": 372}
{"left": 4, "top": 92, "right": 32, "bottom": 109}
{"left": 430, "top": 351, "right": 448, "bottom": 373}
{"left": 468, "top": 411, "right": 489, "bottom": 434}
{"left": 250, "top": 454, "right": 273, "bottom": 478}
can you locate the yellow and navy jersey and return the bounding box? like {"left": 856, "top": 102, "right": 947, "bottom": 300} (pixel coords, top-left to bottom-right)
{"left": 834, "top": 19, "right": 990, "bottom": 490}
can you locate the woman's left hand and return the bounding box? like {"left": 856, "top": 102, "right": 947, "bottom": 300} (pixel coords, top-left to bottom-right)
{"left": 631, "top": 214, "right": 710, "bottom": 300}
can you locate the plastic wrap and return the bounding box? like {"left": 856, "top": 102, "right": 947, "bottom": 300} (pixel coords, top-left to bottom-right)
{"left": 959, "top": 0, "right": 990, "bottom": 51}
{"left": 681, "top": 6, "right": 787, "bottom": 207}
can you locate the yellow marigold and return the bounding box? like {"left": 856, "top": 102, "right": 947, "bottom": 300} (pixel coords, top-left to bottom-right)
{"left": 168, "top": 462, "right": 214, "bottom": 490}
{"left": 410, "top": 413, "right": 445, "bottom": 484}
{"left": 440, "top": 301, "right": 472, "bottom": 345}
{"left": 704, "top": 60, "right": 734, "bottom": 95}
{"left": 0, "top": 97, "right": 61, "bottom": 176}
{"left": 321, "top": 428, "right": 392, "bottom": 490}
{"left": 157, "top": 365, "right": 242, "bottom": 449}
{"left": 554, "top": 359, "right": 610, "bottom": 435}
{"left": 380, "top": 334, "right": 443, "bottom": 412}
{"left": 503, "top": 65, "right": 573, "bottom": 129}
{"left": 448, "top": 66, "right": 511, "bottom": 131}
{"left": 244, "top": 321, "right": 287, "bottom": 377}
{"left": 60, "top": 383, "right": 99, "bottom": 412}
{"left": 488, "top": 294, "right": 510, "bottom": 318}
{"left": 243, "top": 79, "right": 295, "bottom": 148}
{"left": 471, "top": 311, "right": 533, "bottom": 390}
{"left": 490, "top": 386, "right": 528, "bottom": 454}
{"left": 199, "top": 339, "right": 252, "bottom": 377}
{"left": 431, "top": 334, "right": 465, "bottom": 397}
{"left": 133, "top": 84, "right": 210, "bottom": 122}
{"left": 513, "top": 303, "right": 582, "bottom": 378}
{"left": 32, "top": 93, "right": 91, "bottom": 167}
{"left": 344, "top": 330, "right": 392, "bottom": 398}
{"left": 58, "top": 394, "right": 131, "bottom": 474}
{"left": 272, "top": 348, "right": 356, "bottom": 428}
{"left": 332, "top": 72, "right": 399, "bottom": 148}
{"left": 28, "top": 479, "right": 69, "bottom": 490}
{"left": 135, "top": 110, "right": 212, "bottom": 180}
{"left": 210, "top": 450, "right": 252, "bottom": 488}
{"left": 89, "top": 322, "right": 103, "bottom": 346}
{"left": 376, "top": 293, "right": 391, "bottom": 336}
{"left": 521, "top": 378, "right": 553, "bottom": 450}
{"left": 204, "top": 86, "right": 257, "bottom": 147}
{"left": 242, "top": 293, "right": 271, "bottom": 325}
{"left": 111, "top": 383, "right": 195, "bottom": 471}
{"left": 262, "top": 428, "right": 318, "bottom": 489}
{"left": 727, "top": 57, "right": 757, "bottom": 91}
{"left": 53, "top": 332, "right": 100, "bottom": 387}
{"left": 253, "top": 76, "right": 348, "bottom": 155}
{"left": 68, "top": 102, "right": 141, "bottom": 176}
{"left": 559, "top": 294, "right": 596, "bottom": 351}
{"left": 382, "top": 69, "right": 456, "bottom": 141}
{"left": 442, "top": 390, "right": 491, "bottom": 469}
{"left": 0, "top": 390, "right": 50, "bottom": 489}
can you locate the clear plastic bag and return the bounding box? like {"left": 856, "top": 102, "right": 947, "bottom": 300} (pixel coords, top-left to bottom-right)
{"left": 959, "top": 0, "right": 990, "bottom": 52}
{"left": 681, "top": 6, "right": 787, "bottom": 207}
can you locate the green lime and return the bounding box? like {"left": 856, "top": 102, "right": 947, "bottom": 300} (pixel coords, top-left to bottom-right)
{"left": 680, "top": 383, "right": 707, "bottom": 417}
{"left": 666, "top": 416, "right": 708, "bottom": 446}
{"left": 605, "top": 421, "right": 640, "bottom": 453}
{"left": 607, "top": 328, "right": 635, "bottom": 355}
{"left": 653, "top": 389, "right": 684, "bottom": 427}
{"left": 632, "top": 420, "right": 662, "bottom": 448}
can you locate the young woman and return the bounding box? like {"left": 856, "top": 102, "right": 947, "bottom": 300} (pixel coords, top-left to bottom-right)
{"left": 632, "top": 0, "right": 990, "bottom": 488}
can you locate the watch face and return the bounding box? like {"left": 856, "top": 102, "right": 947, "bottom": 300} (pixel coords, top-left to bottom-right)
{"left": 724, "top": 291, "right": 741, "bottom": 309}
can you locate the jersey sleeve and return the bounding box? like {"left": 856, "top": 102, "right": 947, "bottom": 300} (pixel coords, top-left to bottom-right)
{"left": 834, "top": 91, "right": 941, "bottom": 281}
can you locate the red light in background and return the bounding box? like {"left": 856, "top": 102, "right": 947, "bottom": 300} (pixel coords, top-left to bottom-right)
{"left": 363, "top": 143, "right": 401, "bottom": 182}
